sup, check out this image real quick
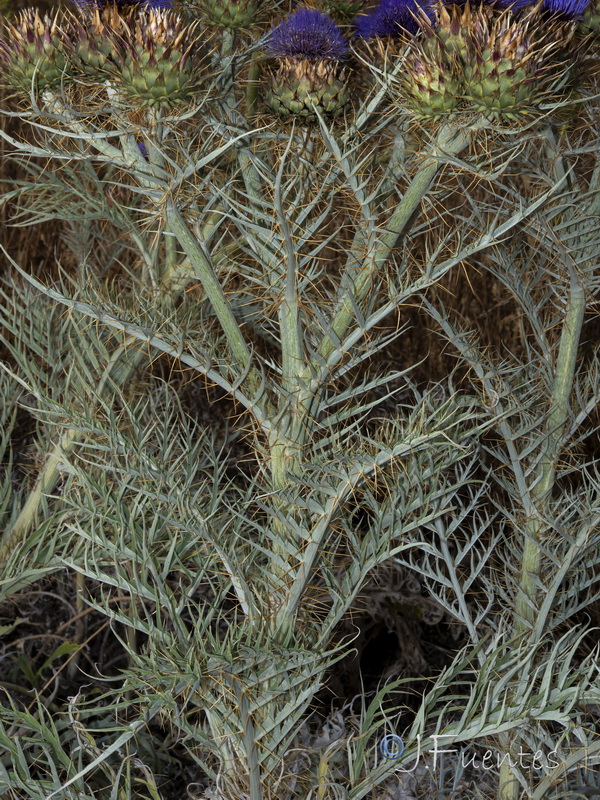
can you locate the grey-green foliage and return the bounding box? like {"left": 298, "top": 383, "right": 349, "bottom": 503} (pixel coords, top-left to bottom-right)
{"left": 0, "top": 20, "right": 599, "bottom": 800}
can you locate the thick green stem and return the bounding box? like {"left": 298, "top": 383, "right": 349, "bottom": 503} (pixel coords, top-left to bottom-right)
{"left": 166, "top": 204, "right": 248, "bottom": 367}
{"left": 514, "top": 274, "right": 585, "bottom": 632}
{"left": 245, "top": 56, "right": 262, "bottom": 123}
{"left": 498, "top": 274, "right": 585, "bottom": 800}
{"left": 498, "top": 131, "right": 590, "bottom": 800}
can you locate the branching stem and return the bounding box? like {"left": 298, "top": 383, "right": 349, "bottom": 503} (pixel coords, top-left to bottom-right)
{"left": 317, "top": 122, "right": 473, "bottom": 367}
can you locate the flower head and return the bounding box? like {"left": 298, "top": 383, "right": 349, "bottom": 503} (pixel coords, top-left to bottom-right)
{"left": 355, "top": 0, "right": 433, "bottom": 38}
{"left": 268, "top": 8, "right": 350, "bottom": 61}
{"left": 110, "top": 9, "right": 205, "bottom": 106}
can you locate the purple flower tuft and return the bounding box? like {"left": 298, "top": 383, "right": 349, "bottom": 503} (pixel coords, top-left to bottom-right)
{"left": 71, "top": 0, "right": 173, "bottom": 10}
{"left": 442, "top": 0, "right": 529, "bottom": 7}
{"left": 438, "top": 0, "right": 590, "bottom": 15}
{"left": 539, "top": 0, "right": 590, "bottom": 16}
{"left": 268, "top": 8, "right": 350, "bottom": 61}
{"left": 354, "top": 0, "right": 433, "bottom": 38}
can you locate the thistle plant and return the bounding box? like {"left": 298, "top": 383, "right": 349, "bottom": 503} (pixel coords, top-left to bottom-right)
{"left": 1, "top": 2, "right": 600, "bottom": 800}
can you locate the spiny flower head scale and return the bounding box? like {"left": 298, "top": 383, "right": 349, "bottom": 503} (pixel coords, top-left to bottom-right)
{"left": 1, "top": 8, "right": 61, "bottom": 49}
{"left": 196, "top": 0, "right": 260, "bottom": 31}
{"left": 354, "top": 0, "right": 434, "bottom": 39}
{"left": 266, "top": 57, "right": 349, "bottom": 118}
{"left": 268, "top": 8, "right": 350, "bottom": 61}
{"left": 117, "top": 9, "right": 197, "bottom": 68}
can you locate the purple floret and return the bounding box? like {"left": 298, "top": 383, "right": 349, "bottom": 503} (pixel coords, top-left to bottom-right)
{"left": 71, "top": 0, "right": 173, "bottom": 9}
{"left": 355, "top": 0, "right": 433, "bottom": 38}
{"left": 437, "top": 0, "right": 590, "bottom": 15}
{"left": 540, "top": 0, "right": 589, "bottom": 16}
{"left": 268, "top": 8, "right": 350, "bottom": 61}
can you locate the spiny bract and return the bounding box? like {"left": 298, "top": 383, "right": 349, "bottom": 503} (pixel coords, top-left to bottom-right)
{"left": 194, "top": 0, "right": 260, "bottom": 31}
{"left": 266, "top": 57, "right": 349, "bottom": 118}
{"left": 109, "top": 9, "right": 206, "bottom": 107}
{"left": 66, "top": 5, "right": 132, "bottom": 79}
{"left": 460, "top": 3, "right": 575, "bottom": 120}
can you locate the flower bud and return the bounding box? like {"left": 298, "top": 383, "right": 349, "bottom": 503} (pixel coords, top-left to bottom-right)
{"left": 460, "top": 5, "right": 575, "bottom": 121}
{"left": 109, "top": 10, "right": 208, "bottom": 107}
{"left": 266, "top": 57, "right": 349, "bottom": 118}
{"left": 397, "top": 1, "right": 577, "bottom": 123}
{"left": 0, "top": 9, "right": 73, "bottom": 93}
{"left": 66, "top": 5, "right": 130, "bottom": 79}
{"left": 402, "top": 43, "right": 463, "bottom": 117}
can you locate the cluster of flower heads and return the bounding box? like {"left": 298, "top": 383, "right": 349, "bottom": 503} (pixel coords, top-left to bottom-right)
{"left": 0, "top": 0, "right": 597, "bottom": 119}
{"left": 263, "top": 0, "right": 597, "bottom": 122}
{"left": 353, "top": 0, "right": 592, "bottom": 40}
{"left": 265, "top": 0, "right": 593, "bottom": 63}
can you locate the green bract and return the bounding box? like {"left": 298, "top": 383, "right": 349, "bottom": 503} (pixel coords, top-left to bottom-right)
{"left": 66, "top": 5, "right": 132, "bottom": 80}
{"left": 266, "top": 58, "right": 349, "bottom": 119}
{"left": 460, "top": 5, "right": 574, "bottom": 121}
{"left": 402, "top": 44, "right": 463, "bottom": 118}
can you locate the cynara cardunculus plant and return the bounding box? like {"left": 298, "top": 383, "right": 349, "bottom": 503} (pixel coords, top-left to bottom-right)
{"left": 1, "top": 2, "right": 600, "bottom": 800}
{"left": 266, "top": 7, "right": 350, "bottom": 118}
